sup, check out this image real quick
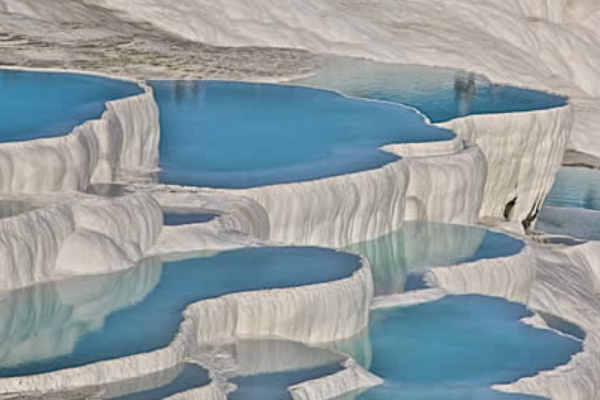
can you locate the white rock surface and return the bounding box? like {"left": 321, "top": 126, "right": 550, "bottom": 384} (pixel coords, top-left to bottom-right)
{"left": 0, "top": 194, "right": 162, "bottom": 291}
{"left": 440, "top": 105, "right": 574, "bottom": 225}
{"left": 426, "top": 244, "right": 537, "bottom": 304}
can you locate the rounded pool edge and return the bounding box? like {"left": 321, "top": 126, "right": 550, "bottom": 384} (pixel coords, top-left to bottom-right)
{"left": 0, "top": 245, "right": 373, "bottom": 394}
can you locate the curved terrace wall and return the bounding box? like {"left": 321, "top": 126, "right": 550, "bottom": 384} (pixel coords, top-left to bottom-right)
{"left": 440, "top": 103, "right": 574, "bottom": 227}
{"left": 0, "top": 194, "right": 162, "bottom": 291}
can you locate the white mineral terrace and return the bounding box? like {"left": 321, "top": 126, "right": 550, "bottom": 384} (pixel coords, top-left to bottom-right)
{"left": 0, "top": 31, "right": 594, "bottom": 400}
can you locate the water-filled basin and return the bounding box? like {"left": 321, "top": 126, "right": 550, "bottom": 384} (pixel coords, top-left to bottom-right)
{"left": 0, "top": 247, "right": 360, "bottom": 377}
{"left": 151, "top": 80, "right": 454, "bottom": 189}
{"left": 0, "top": 69, "right": 142, "bottom": 142}
{"left": 340, "top": 295, "right": 581, "bottom": 400}
{"left": 292, "top": 58, "right": 567, "bottom": 123}
{"left": 344, "top": 222, "right": 524, "bottom": 296}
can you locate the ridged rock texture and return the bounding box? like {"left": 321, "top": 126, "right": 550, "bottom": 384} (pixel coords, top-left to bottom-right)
{"left": 0, "top": 194, "right": 162, "bottom": 291}
{"left": 439, "top": 105, "right": 573, "bottom": 225}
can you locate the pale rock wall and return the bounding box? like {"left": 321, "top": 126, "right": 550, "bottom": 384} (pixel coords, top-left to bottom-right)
{"left": 402, "top": 146, "right": 486, "bottom": 223}
{"left": 232, "top": 143, "right": 485, "bottom": 247}
{"left": 188, "top": 257, "right": 373, "bottom": 343}
{"left": 146, "top": 189, "right": 270, "bottom": 254}
{"left": 440, "top": 105, "right": 574, "bottom": 225}
{"left": 235, "top": 160, "right": 410, "bottom": 247}
{"left": 0, "top": 194, "right": 162, "bottom": 291}
{"left": 198, "top": 339, "right": 344, "bottom": 378}
{"left": 494, "top": 242, "right": 600, "bottom": 400}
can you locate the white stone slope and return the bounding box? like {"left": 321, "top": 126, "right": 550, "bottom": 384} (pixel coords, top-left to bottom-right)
{"left": 89, "top": 0, "right": 600, "bottom": 165}
{"left": 0, "top": 71, "right": 159, "bottom": 194}
{"left": 0, "top": 194, "right": 162, "bottom": 291}
{"left": 212, "top": 135, "right": 486, "bottom": 248}
{"left": 146, "top": 189, "right": 271, "bottom": 254}
{"left": 82, "top": 361, "right": 226, "bottom": 400}
{"left": 439, "top": 105, "right": 573, "bottom": 226}
{"left": 425, "top": 244, "right": 536, "bottom": 305}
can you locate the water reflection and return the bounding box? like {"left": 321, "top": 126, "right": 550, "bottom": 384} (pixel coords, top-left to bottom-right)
{"left": 454, "top": 72, "right": 476, "bottom": 116}
{"left": 344, "top": 222, "right": 524, "bottom": 296}
{"left": 0, "top": 247, "right": 359, "bottom": 377}
{"left": 150, "top": 80, "right": 454, "bottom": 189}
{"left": 292, "top": 57, "right": 566, "bottom": 123}
{"left": 0, "top": 257, "right": 162, "bottom": 370}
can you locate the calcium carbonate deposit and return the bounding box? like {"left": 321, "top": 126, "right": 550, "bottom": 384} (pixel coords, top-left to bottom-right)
{"left": 0, "top": 1, "right": 598, "bottom": 400}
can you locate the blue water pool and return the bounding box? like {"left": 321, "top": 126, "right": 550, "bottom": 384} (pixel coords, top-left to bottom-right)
{"left": 0, "top": 247, "right": 360, "bottom": 377}
{"left": 341, "top": 295, "right": 580, "bottom": 400}
{"left": 292, "top": 58, "right": 567, "bottom": 124}
{"left": 544, "top": 167, "right": 600, "bottom": 211}
{"left": 0, "top": 69, "right": 143, "bottom": 142}
{"left": 163, "top": 212, "right": 218, "bottom": 226}
{"left": 150, "top": 80, "right": 455, "bottom": 189}
{"left": 344, "top": 222, "right": 524, "bottom": 296}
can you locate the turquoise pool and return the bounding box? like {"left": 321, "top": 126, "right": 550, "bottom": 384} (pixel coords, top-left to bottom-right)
{"left": 0, "top": 69, "right": 142, "bottom": 142}
{"left": 339, "top": 295, "right": 580, "bottom": 400}
{"left": 0, "top": 247, "right": 360, "bottom": 377}
{"left": 292, "top": 58, "right": 567, "bottom": 123}
{"left": 150, "top": 80, "right": 454, "bottom": 189}
{"left": 163, "top": 212, "right": 217, "bottom": 226}
{"left": 344, "top": 222, "right": 524, "bottom": 296}
{"left": 98, "top": 296, "right": 579, "bottom": 400}
{"left": 544, "top": 167, "right": 600, "bottom": 211}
